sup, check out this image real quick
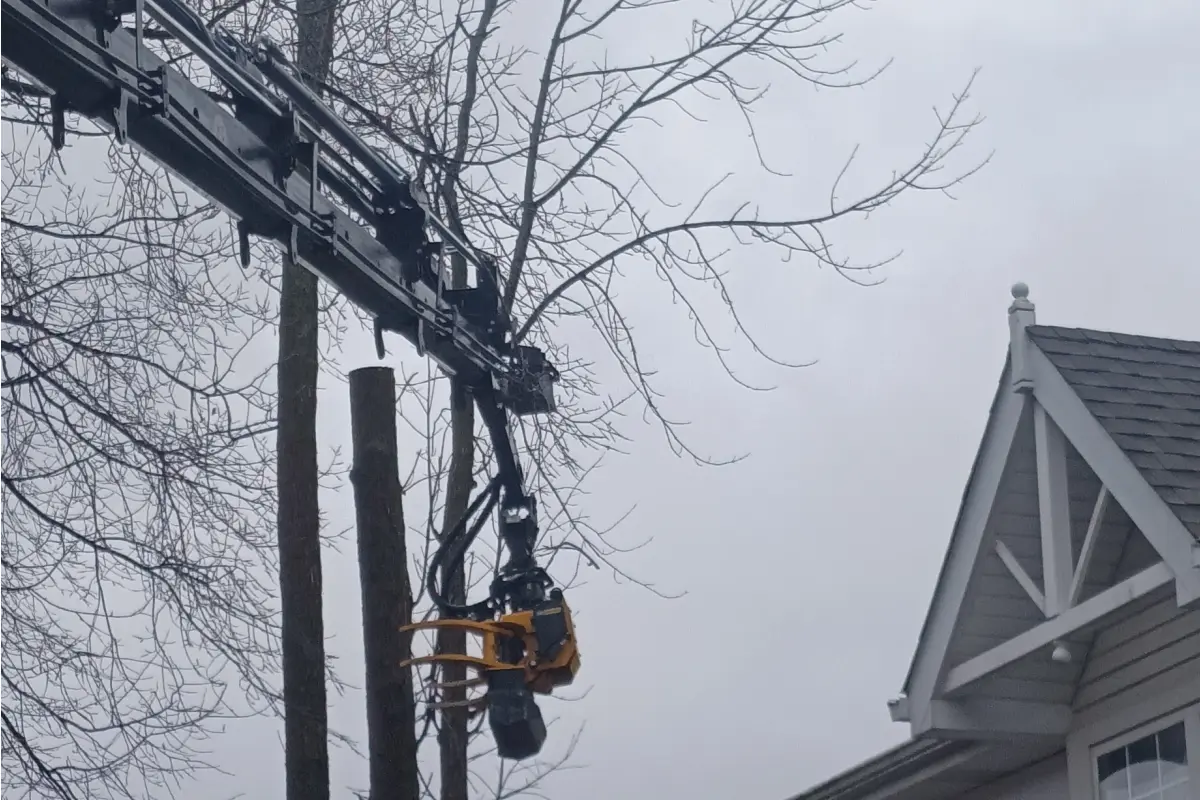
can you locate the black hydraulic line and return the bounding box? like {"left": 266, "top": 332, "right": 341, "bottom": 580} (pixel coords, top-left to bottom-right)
{"left": 425, "top": 476, "right": 501, "bottom": 619}
{"left": 474, "top": 388, "right": 537, "bottom": 567}
{"left": 424, "top": 389, "right": 541, "bottom": 617}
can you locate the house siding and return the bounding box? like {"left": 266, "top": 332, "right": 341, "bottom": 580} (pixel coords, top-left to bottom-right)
{"left": 1074, "top": 594, "right": 1200, "bottom": 716}
{"left": 960, "top": 752, "right": 1068, "bottom": 800}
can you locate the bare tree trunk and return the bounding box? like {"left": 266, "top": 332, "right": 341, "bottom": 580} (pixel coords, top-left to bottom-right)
{"left": 277, "top": 239, "right": 330, "bottom": 800}
{"left": 349, "top": 367, "right": 419, "bottom": 800}
{"left": 436, "top": 379, "right": 474, "bottom": 800}
{"left": 277, "top": 1, "right": 339, "bottom": 798}
{"left": 277, "top": 238, "right": 330, "bottom": 800}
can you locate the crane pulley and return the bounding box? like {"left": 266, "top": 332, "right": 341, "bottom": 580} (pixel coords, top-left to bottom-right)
{"left": 1, "top": 0, "right": 579, "bottom": 760}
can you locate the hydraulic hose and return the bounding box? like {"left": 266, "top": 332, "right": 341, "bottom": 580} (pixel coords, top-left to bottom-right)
{"left": 426, "top": 475, "right": 502, "bottom": 619}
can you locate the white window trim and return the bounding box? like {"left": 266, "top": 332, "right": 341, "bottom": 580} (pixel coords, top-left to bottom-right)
{"left": 1067, "top": 700, "right": 1200, "bottom": 800}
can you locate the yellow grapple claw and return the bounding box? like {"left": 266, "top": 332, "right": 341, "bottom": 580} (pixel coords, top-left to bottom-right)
{"left": 398, "top": 592, "right": 581, "bottom": 696}
{"left": 399, "top": 590, "right": 581, "bottom": 760}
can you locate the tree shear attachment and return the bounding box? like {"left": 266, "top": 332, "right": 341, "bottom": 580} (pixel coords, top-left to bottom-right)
{"left": 401, "top": 588, "right": 580, "bottom": 760}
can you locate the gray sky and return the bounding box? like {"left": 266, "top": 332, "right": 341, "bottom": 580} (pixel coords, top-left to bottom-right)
{"left": 196, "top": 1, "right": 1200, "bottom": 798}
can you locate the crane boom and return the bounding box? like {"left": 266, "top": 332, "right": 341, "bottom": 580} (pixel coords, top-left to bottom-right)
{"left": 6, "top": 0, "right": 508, "bottom": 387}
{"left": 2, "top": 0, "right": 579, "bottom": 761}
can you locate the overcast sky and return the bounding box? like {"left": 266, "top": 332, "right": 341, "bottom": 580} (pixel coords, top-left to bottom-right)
{"left": 194, "top": 1, "right": 1200, "bottom": 798}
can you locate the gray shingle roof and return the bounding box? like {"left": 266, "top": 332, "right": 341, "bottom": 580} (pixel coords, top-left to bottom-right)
{"left": 1027, "top": 325, "right": 1200, "bottom": 540}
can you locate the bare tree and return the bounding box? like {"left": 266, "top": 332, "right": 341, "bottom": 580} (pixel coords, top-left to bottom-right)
{"left": 274, "top": 0, "right": 342, "bottom": 796}
{"left": 1, "top": 102, "right": 281, "bottom": 799}
{"left": 4, "top": 1, "right": 982, "bottom": 799}
{"left": 1, "top": 0, "right": 344, "bottom": 795}
{"left": 269, "top": 1, "right": 447, "bottom": 796}
{"left": 329, "top": 0, "right": 985, "bottom": 797}
{"left": 2, "top": 0, "right": 447, "bottom": 796}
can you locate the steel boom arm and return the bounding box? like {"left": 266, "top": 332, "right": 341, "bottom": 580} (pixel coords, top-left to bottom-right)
{"left": 1, "top": 0, "right": 557, "bottom": 610}
{"left": 3, "top": 0, "right": 538, "bottom": 400}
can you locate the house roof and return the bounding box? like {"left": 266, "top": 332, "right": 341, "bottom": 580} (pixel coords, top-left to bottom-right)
{"left": 899, "top": 319, "right": 1200, "bottom": 697}
{"left": 1026, "top": 325, "right": 1200, "bottom": 540}
{"left": 790, "top": 306, "right": 1200, "bottom": 800}
{"left": 786, "top": 737, "right": 974, "bottom": 800}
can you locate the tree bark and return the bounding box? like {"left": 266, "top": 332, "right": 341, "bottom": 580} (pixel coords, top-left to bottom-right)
{"left": 276, "top": 1, "right": 339, "bottom": 798}
{"left": 349, "top": 367, "right": 419, "bottom": 800}
{"left": 277, "top": 230, "right": 330, "bottom": 800}
{"left": 436, "top": 380, "right": 474, "bottom": 800}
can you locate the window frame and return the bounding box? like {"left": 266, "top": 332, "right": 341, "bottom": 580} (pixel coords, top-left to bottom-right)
{"left": 1066, "top": 671, "right": 1200, "bottom": 799}
{"left": 1090, "top": 712, "right": 1195, "bottom": 799}
{"left": 1068, "top": 705, "right": 1200, "bottom": 800}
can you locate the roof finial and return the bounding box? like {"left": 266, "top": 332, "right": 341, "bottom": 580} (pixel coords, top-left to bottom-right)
{"left": 1008, "top": 281, "right": 1035, "bottom": 316}
{"left": 1008, "top": 281, "right": 1035, "bottom": 393}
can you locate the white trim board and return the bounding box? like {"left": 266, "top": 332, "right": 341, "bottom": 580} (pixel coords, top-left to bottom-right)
{"left": 903, "top": 372, "right": 1029, "bottom": 735}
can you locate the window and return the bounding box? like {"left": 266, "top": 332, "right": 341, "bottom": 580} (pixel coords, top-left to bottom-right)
{"left": 1096, "top": 721, "right": 1190, "bottom": 800}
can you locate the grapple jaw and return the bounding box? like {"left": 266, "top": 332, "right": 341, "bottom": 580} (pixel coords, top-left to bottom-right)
{"left": 400, "top": 590, "right": 580, "bottom": 760}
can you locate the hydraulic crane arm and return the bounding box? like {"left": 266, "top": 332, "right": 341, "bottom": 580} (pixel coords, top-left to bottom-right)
{"left": 2, "top": 0, "right": 579, "bottom": 760}
{"left": 4, "top": 0, "right": 507, "bottom": 388}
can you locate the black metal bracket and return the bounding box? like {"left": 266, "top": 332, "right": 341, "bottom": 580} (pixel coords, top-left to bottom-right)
{"left": 94, "top": 0, "right": 133, "bottom": 43}
{"left": 237, "top": 219, "right": 253, "bottom": 268}
{"left": 112, "top": 87, "right": 133, "bottom": 144}
{"left": 312, "top": 211, "right": 337, "bottom": 250}
{"left": 271, "top": 107, "right": 308, "bottom": 186}
{"left": 287, "top": 224, "right": 300, "bottom": 263}
{"left": 500, "top": 346, "right": 558, "bottom": 416}
{"left": 108, "top": 65, "right": 167, "bottom": 145}
{"left": 50, "top": 93, "right": 67, "bottom": 151}
{"left": 373, "top": 182, "right": 429, "bottom": 285}
{"left": 139, "top": 66, "right": 168, "bottom": 116}
{"left": 373, "top": 317, "right": 387, "bottom": 358}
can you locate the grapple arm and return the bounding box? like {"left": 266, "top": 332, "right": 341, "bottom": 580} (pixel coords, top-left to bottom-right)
{"left": 402, "top": 589, "right": 581, "bottom": 759}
